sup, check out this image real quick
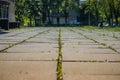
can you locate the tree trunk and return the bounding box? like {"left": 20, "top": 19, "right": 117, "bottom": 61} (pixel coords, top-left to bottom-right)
{"left": 42, "top": 12, "right": 46, "bottom": 24}
{"left": 47, "top": 9, "right": 51, "bottom": 25}
{"left": 113, "top": 4, "right": 119, "bottom": 26}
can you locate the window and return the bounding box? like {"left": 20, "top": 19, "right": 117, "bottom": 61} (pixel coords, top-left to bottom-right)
{"left": 0, "top": 4, "right": 9, "bottom": 19}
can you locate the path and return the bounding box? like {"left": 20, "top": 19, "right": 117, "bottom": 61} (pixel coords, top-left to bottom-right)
{"left": 0, "top": 27, "right": 120, "bottom": 80}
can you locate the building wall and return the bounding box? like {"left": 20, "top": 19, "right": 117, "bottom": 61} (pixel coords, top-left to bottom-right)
{"left": 8, "top": 0, "right": 15, "bottom": 22}
{"left": 60, "top": 18, "right": 66, "bottom": 24}
{"left": 0, "top": 0, "right": 15, "bottom": 22}
{"left": 51, "top": 17, "right": 67, "bottom": 25}
{"left": 68, "top": 9, "right": 79, "bottom": 25}
{"left": 49, "top": 0, "right": 80, "bottom": 25}
{"left": 0, "top": 0, "right": 15, "bottom": 30}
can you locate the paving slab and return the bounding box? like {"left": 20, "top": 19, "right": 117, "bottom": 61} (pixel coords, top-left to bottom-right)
{"left": 61, "top": 28, "right": 120, "bottom": 80}
{"left": 62, "top": 29, "right": 117, "bottom": 62}
{"left": 63, "top": 53, "right": 120, "bottom": 61}
{"left": 0, "top": 52, "right": 58, "bottom": 61}
{"left": 0, "top": 61, "right": 57, "bottom": 80}
{"left": 63, "top": 62, "right": 120, "bottom": 80}
{"left": 7, "top": 43, "right": 58, "bottom": 53}
{"left": 1, "top": 29, "right": 59, "bottom": 61}
{"left": 0, "top": 28, "right": 58, "bottom": 80}
{"left": 0, "top": 28, "right": 48, "bottom": 51}
{"left": 0, "top": 28, "right": 41, "bottom": 38}
{"left": 0, "top": 45, "right": 8, "bottom": 50}
{"left": 75, "top": 29, "right": 120, "bottom": 50}
{"left": 0, "top": 27, "right": 120, "bottom": 80}
{"left": 63, "top": 47, "right": 117, "bottom": 54}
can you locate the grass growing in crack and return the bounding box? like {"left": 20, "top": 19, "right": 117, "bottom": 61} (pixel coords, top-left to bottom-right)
{"left": 100, "top": 43, "right": 106, "bottom": 46}
{"left": 73, "top": 46, "right": 76, "bottom": 48}
{"left": 58, "top": 29, "right": 62, "bottom": 51}
{"left": 108, "top": 46, "right": 119, "bottom": 53}
{"left": 52, "top": 58, "right": 57, "bottom": 61}
{"left": 57, "top": 59, "right": 63, "bottom": 80}
{"left": 102, "top": 33, "right": 106, "bottom": 36}
{"left": 0, "top": 43, "right": 15, "bottom": 52}
{"left": 57, "top": 29, "right": 63, "bottom": 80}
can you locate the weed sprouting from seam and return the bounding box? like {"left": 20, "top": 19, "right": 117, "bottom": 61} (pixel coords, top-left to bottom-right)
{"left": 57, "top": 29, "right": 63, "bottom": 80}
{"left": 102, "top": 33, "right": 106, "bottom": 36}
{"left": 107, "top": 46, "right": 119, "bottom": 53}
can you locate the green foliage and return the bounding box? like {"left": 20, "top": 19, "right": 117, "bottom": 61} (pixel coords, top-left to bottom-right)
{"left": 80, "top": 0, "right": 120, "bottom": 26}
{"left": 15, "top": 0, "right": 120, "bottom": 26}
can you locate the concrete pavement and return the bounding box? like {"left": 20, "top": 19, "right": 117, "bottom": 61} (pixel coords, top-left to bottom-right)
{"left": 0, "top": 27, "right": 120, "bottom": 80}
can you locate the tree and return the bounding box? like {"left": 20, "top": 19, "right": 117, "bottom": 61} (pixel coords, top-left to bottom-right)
{"left": 81, "top": 0, "right": 120, "bottom": 26}
{"left": 15, "top": 0, "right": 120, "bottom": 26}
{"left": 15, "top": 0, "right": 25, "bottom": 25}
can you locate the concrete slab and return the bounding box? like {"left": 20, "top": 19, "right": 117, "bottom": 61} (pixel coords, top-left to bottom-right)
{"left": 0, "top": 52, "right": 58, "bottom": 61}
{"left": 0, "top": 28, "right": 58, "bottom": 80}
{"left": 63, "top": 48, "right": 117, "bottom": 54}
{"left": 0, "top": 45, "right": 8, "bottom": 50}
{"left": 63, "top": 62, "right": 120, "bottom": 80}
{"left": 0, "top": 61, "right": 57, "bottom": 80}
{"left": 63, "top": 53, "right": 120, "bottom": 61}
{"left": 7, "top": 43, "right": 58, "bottom": 53}
{"left": 63, "top": 74, "right": 120, "bottom": 80}
{"left": 1, "top": 27, "right": 120, "bottom": 80}
{"left": 0, "top": 28, "right": 49, "bottom": 52}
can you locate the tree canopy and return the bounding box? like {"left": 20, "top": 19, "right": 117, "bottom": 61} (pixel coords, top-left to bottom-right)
{"left": 15, "top": 0, "right": 120, "bottom": 26}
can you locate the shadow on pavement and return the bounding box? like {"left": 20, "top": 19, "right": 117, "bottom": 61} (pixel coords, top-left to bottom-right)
{"left": 0, "top": 29, "right": 9, "bottom": 35}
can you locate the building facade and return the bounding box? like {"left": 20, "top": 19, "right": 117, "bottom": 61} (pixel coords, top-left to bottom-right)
{"left": 47, "top": 0, "right": 81, "bottom": 25}
{"left": 0, "top": 0, "right": 15, "bottom": 30}
{"left": 49, "top": 9, "right": 80, "bottom": 25}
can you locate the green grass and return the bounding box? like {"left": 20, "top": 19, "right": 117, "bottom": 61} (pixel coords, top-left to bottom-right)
{"left": 78, "top": 26, "right": 120, "bottom": 32}
{"left": 106, "top": 27, "right": 120, "bottom": 32}
{"left": 57, "top": 29, "right": 63, "bottom": 80}
{"left": 81, "top": 26, "right": 99, "bottom": 30}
